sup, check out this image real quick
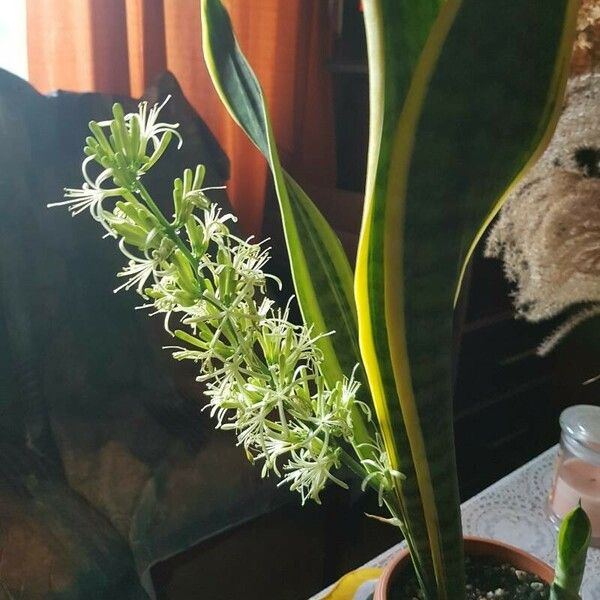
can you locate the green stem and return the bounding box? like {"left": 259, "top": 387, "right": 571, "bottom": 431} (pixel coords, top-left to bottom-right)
{"left": 339, "top": 447, "right": 390, "bottom": 498}
{"left": 339, "top": 447, "right": 368, "bottom": 480}
{"left": 133, "top": 181, "right": 260, "bottom": 367}
{"left": 135, "top": 181, "right": 198, "bottom": 269}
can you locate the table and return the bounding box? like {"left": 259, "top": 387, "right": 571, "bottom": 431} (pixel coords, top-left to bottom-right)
{"left": 310, "top": 446, "right": 600, "bottom": 599}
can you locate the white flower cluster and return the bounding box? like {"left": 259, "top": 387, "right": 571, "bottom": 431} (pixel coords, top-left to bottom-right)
{"left": 160, "top": 218, "right": 369, "bottom": 503}
{"left": 49, "top": 98, "right": 384, "bottom": 505}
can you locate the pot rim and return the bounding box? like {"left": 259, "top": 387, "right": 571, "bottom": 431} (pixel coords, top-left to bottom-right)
{"left": 375, "top": 536, "right": 554, "bottom": 600}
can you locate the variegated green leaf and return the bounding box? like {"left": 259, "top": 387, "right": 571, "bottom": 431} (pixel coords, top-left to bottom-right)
{"left": 551, "top": 504, "right": 592, "bottom": 600}
{"left": 357, "top": 2, "right": 444, "bottom": 595}
{"left": 357, "top": 1, "right": 578, "bottom": 598}
{"left": 200, "top": 0, "right": 361, "bottom": 394}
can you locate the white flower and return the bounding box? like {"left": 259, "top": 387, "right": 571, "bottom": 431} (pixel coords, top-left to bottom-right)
{"left": 114, "top": 237, "right": 175, "bottom": 295}
{"left": 280, "top": 443, "right": 347, "bottom": 505}
{"left": 358, "top": 436, "right": 404, "bottom": 506}
{"left": 231, "top": 243, "right": 271, "bottom": 290}
{"left": 139, "top": 274, "right": 184, "bottom": 332}
{"left": 48, "top": 183, "right": 121, "bottom": 236}
{"left": 200, "top": 204, "right": 237, "bottom": 244}
{"left": 49, "top": 184, "right": 105, "bottom": 216}
{"left": 115, "top": 255, "right": 157, "bottom": 295}
{"left": 81, "top": 155, "right": 113, "bottom": 189}
{"left": 125, "top": 95, "right": 183, "bottom": 166}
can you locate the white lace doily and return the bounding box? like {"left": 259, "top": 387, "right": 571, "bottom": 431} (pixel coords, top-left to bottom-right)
{"left": 310, "top": 446, "right": 600, "bottom": 599}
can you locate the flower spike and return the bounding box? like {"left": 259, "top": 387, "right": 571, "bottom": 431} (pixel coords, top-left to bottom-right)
{"left": 49, "top": 101, "right": 392, "bottom": 509}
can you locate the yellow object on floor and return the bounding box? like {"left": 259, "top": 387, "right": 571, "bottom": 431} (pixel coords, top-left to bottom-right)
{"left": 322, "top": 567, "right": 382, "bottom": 600}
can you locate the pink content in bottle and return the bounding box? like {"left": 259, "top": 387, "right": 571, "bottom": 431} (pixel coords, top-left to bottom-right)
{"left": 548, "top": 404, "right": 600, "bottom": 547}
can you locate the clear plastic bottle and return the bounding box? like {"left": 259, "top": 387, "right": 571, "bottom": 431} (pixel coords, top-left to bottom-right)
{"left": 547, "top": 404, "right": 600, "bottom": 547}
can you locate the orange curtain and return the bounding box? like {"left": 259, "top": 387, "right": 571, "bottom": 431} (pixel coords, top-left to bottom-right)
{"left": 26, "top": 0, "right": 337, "bottom": 236}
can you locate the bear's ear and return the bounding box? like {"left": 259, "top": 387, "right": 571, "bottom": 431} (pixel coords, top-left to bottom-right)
{"left": 573, "top": 145, "right": 600, "bottom": 178}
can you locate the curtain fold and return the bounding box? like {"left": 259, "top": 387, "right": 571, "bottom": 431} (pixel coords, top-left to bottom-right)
{"left": 26, "top": 0, "right": 337, "bottom": 236}
{"left": 125, "top": 0, "right": 167, "bottom": 98}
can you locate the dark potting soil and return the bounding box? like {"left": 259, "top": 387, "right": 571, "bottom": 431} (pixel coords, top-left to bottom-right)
{"left": 390, "top": 555, "right": 549, "bottom": 600}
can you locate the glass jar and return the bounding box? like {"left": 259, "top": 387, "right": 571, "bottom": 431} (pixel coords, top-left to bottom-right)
{"left": 547, "top": 404, "right": 600, "bottom": 547}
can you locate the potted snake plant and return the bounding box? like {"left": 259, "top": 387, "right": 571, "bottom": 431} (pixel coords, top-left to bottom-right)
{"left": 51, "top": 0, "right": 591, "bottom": 597}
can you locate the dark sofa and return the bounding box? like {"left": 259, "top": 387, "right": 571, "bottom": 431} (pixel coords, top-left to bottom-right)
{"left": 0, "top": 68, "right": 313, "bottom": 600}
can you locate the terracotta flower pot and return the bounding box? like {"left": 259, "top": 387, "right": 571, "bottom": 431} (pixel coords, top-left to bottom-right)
{"left": 374, "top": 537, "right": 554, "bottom": 600}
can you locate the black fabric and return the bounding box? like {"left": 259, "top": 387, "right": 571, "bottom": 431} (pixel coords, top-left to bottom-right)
{"left": 0, "top": 69, "right": 285, "bottom": 600}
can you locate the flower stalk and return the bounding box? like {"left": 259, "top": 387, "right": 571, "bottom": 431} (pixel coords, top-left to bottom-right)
{"left": 51, "top": 99, "right": 400, "bottom": 508}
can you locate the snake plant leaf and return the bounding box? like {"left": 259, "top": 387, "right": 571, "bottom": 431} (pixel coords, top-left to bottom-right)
{"left": 358, "top": 1, "right": 579, "bottom": 598}
{"left": 200, "top": 0, "right": 362, "bottom": 395}
{"left": 551, "top": 504, "right": 592, "bottom": 600}
{"left": 358, "top": 1, "right": 445, "bottom": 595}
